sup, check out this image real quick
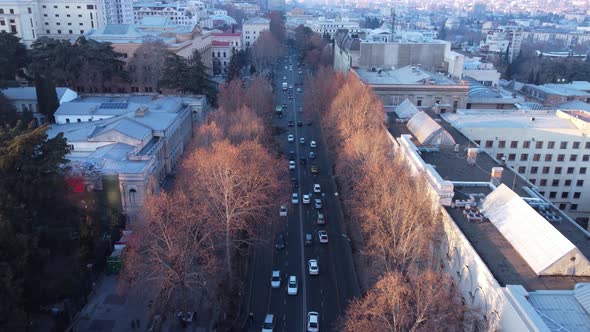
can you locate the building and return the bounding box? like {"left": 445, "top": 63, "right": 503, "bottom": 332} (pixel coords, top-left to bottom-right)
{"left": 306, "top": 17, "right": 359, "bottom": 39}
{"left": 85, "top": 16, "right": 213, "bottom": 92}
{"left": 442, "top": 109, "right": 590, "bottom": 225}
{"left": 48, "top": 94, "right": 207, "bottom": 220}
{"left": 103, "top": 0, "right": 133, "bottom": 24}
{"left": 233, "top": 2, "right": 260, "bottom": 16}
{"left": 0, "top": 0, "right": 40, "bottom": 46}
{"left": 242, "top": 17, "right": 269, "bottom": 47}
{"left": 479, "top": 26, "right": 523, "bottom": 63}
{"left": 462, "top": 57, "right": 501, "bottom": 87}
{"left": 1, "top": 86, "right": 78, "bottom": 126}
{"left": 266, "top": 0, "right": 284, "bottom": 11}
{"left": 352, "top": 65, "right": 469, "bottom": 110}
{"left": 133, "top": 1, "right": 207, "bottom": 26}
{"left": 466, "top": 79, "right": 522, "bottom": 110}
{"left": 211, "top": 31, "right": 241, "bottom": 74}
{"left": 521, "top": 83, "right": 590, "bottom": 108}
{"left": 388, "top": 107, "right": 590, "bottom": 330}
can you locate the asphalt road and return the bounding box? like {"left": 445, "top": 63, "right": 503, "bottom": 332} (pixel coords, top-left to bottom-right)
{"left": 246, "top": 48, "right": 360, "bottom": 332}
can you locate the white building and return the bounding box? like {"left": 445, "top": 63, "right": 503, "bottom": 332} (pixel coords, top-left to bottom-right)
{"left": 242, "top": 17, "right": 269, "bottom": 47}
{"left": 306, "top": 17, "right": 359, "bottom": 39}
{"left": 37, "top": 0, "right": 104, "bottom": 39}
{"left": 462, "top": 57, "right": 501, "bottom": 87}
{"left": 388, "top": 106, "right": 590, "bottom": 330}
{"left": 233, "top": 2, "right": 260, "bottom": 16}
{"left": 479, "top": 26, "right": 523, "bottom": 63}
{"left": 443, "top": 109, "right": 590, "bottom": 225}
{"left": 211, "top": 32, "right": 241, "bottom": 74}
{"left": 1, "top": 86, "right": 78, "bottom": 126}
{"left": 48, "top": 94, "right": 207, "bottom": 220}
{"left": 133, "top": 1, "right": 206, "bottom": 26}
{"left": 103, "top": 0, "right": 133, "bottom": 24}
{"left": 0, "top": 0, "right": 41, "bottom": 46}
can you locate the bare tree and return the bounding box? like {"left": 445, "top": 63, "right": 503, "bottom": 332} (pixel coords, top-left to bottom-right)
{"left": 127, "top": 40, "right": 171, "bottom": 91}
{"left": 217, "top": 78, "right": 245, "bottom": 114}
{"left": 243, "top": 75, "right": 274, "bottom": 120}
{"left": 180, "top": 140, "right": 284, "bottom": 284}
{"left": 121, "top": 191, "right": 217, "bottom": 312}
{"left": 342, "top": 271, "right": 464, "bottom": 332}
{"left": 211, "top": 105, "right": 265, "bottom": 144}
{"left": 250, "top": 31, "right": 286, "bottom": 72}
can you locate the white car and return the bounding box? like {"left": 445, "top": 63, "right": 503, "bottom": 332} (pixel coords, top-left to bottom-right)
{"left": 299, "top": 107, "right": 303, "bottom": 112}
{"left": 317, "top": 212, "right": 325, "bottom": 225}
{"left": 287, "top": 276, "right": 298, "bottom": 295}
{"left": 292, "top": 193, "right": 299, "bottom": 204}
{"left": 283, "top": 75, "right": 287, "bottom": 80}
{"left": 263, "top": 314, "right": 275, "bottom": 332}
{"left": 300, "top": 137, "right": 305, "bottom": 144}
{"left": 313, "top": 184, "right": 321, "bottom": 193}
{"left": 318, "top": 230, "right": 328, "bottom": 243}
{"left": 302, "top": 194, "right": 311, "bottom": 204}
{"left": 279, "top": 205, "right": 287, "bottom": 217}
{"left": 307, "top": 312, "right": 319, "bottom": 332}
{"left": 310, "top": 140, "right": 317, "bottom": 148}
{"left": 288, "top": 135, "right": 294, "bottom": 142}
{"left": 289, "top": 160, "right": 296, "bottom": 170}
{"left": 297, "top": 87, "right": 302, "bottom": 92}
{"left": 308, "top": 259, "right": 319, "bottom": 275}
{"left": 314, "top": 198, "right": 322, "bottom": 209}
{"left": 271, "top": 270, "right": 281, "bottom": 288}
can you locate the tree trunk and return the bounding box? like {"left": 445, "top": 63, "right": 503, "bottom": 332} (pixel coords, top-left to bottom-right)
{"left": 226, "top": 219, "right": 233, "bottom": 286}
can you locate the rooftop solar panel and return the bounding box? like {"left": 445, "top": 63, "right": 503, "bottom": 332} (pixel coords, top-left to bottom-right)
{"left": 99, "top": 102, "right": 128, "bottom": 109}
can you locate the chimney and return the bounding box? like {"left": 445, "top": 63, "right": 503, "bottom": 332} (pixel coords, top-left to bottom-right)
{"left": 491, "top": 167, "right": 503, "bottom": 186}
{"left": 135, "top": 106, "right": 148, "bottom": 117}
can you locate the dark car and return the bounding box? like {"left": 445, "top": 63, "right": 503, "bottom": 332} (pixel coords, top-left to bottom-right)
{"left": 275, "top": 233, "right": 285, "bottom": 250}
{"left": 288, "top": 121, "right": 294, "bottom": 127}
{"left": 307, "top": 121, "right": 313, "bottom": 126}
{"left": 299, "top": 157, "right": 307, "bottom": 165}
{"left": 297, "top": 121, "right": 303, "bottom": 127}
{"left": 291, "top": 177, "right": 298, "bottom": 189}
{"left": 283, "top": 103, "right": 287, "bottom": 109}
{"left": 288, "top": 151, "right": 296, "bottom": 160}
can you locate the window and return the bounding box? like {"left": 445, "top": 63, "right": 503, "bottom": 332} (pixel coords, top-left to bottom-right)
{"left": 65, "top": 118, "right": 70, "bottom": 123}
{"left": 520, "top": 154, "right": 528, "bottom": 161}
{"left": 77, "top": 118, "right": 81, "bottom": 122}
{"left": 511, "top": 141, "right": 518, "bottom": 148}
{"left": 9, "top": 9, "right": 13, "bottom": 14}
{"left": 542, "top": 166, "right": 550, "bottom": 174}
{"left": 565, "top": 180, "right": 572, "bottom": 186}
{"left": 79, "top": 23, "right": 83, "bottom": 25}
{"left": 576, "top": 180, "right": 584, "bottom": 187}
{"left": 78, "top": 14, "right": 82, "bottom": 18}
{"left": 559, "top": 203, "right": 567, "bottom": 210}
{"left": 557, "top": 154, "right": 565, "bottom": 161}
{"left": 533, "top": 154, "right": 541, "bottom": 161}
{"left": 43, "top": 14, "right": 47, "bottom": 17}
{"left": 573, "top": 141, "right": 580, "bottom": 149}
{"left": 68, "top": 30, "right": 72, "bottom": 34}
{"left": 560, "top": 141, "right": 568, "bottom": 149}
{"left": 68, "top": 23, "right": 72, "bottom": 26}
{"left": 518, "top": 166, "right": 526, "bottom": 174}
{"left": 583, "top": 155, "right": 589, "bottom": 161}
{"left": 574, "top": 192, "right": 581, "bottom": 199}
{"left": 417, "top": 100, "right": 422, "bottom": 106}
{"left": 548, "top": 141, "right": 555, "bottom": 149}
{"left": 530, "top": 179, "right": 536, "bottom": 185}
{"left": 498, "top": 140, "right": 506, "bottom": 148}
{"left": 44, "top": 22, "right": 48, "bottom": 25}
{"left": 67, "top": 14, "right": 70, "bottom": 17}
{"left": 545, "top": 154, "right": 552, "bottom": 161}
{"left": 55, "top": 14, "right": 59, "bottom": 17}
{"left": 581, "top": 167, "right": 587, "bottom": 174}
{"left": 571, "top": 204, "right": 578, "bottom": 211}
{"left": 539, "top": 191, "right": 545, "bottom": 196}
{"left": 80, "top": 30, "right": 84, "bottom": 34}
{"left": 540, "top": 179, "right": 547, "bottom": 186}
{"left": 586, "top": 142, "right": 590, "bottom": 149}
{"left": 27, "top": 7, "right": 31, "bottom": 14}
{"left": 523, "top": 141, "right": 531, "bottom": 148}
{"left": 536, "top": 141, "right": 544, "bottom": 149}
{"left": 56, "top": 22, "right": 60, "bottom": 26}
{"left": 53, "top": 5, "right": 57, "bottom": 8}
{"left": 571, "top": 155, "right": 578, "bottom": 161}
{"left": 508, "top": 153, "right": 516, "bottom": 161}
{"left": 562, "top": 192, "right": 569, "bottom": 199}
{"left": 555, "top": 167, "right": 562, "bottom": 174}
{"left": 87, "top": 4, "right": 94, "bottom": 9}
{"left": 485, "top": 140, "right": 493, "bottom": 148}
{"left": 568, "top": 167, "right": 575, "bottom": 174}
{"left": 549, "top": 191, "right": 557, "bottom": 198}
{"left": 531, "top": 166, "right": 538, "bottom": 174}
{"left": 496, "top": 153, "right": 504, "bottom": 160}
{"left": 551, "top": 180, "right": 559, "bottom": 187}
{"left": 57, "top": 30, "right": 61, "bottom": 34}
{"left": 129, "top": 188, "right": 137, "bottom": 205}
{"left": 46, "top": 29, "right": 50, "bottom": 34}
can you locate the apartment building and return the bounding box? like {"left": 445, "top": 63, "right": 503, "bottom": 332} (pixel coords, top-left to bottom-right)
{"left": 242, "top": 17, "right": 269, "bottom": 47}
{"left": 0, "top": 0, "right": 40, "bottom": 46}
{"left": 443, "top": 109, "right": 590, "bottom": 225}
{"left": 479, "top": 26, "right": 523, "bottom": 63}
{"left": 133, "top": 1, "right": 207, "bottom": 26}
{"left": 37, "top": 0, "right": 103, "bottom": 39}
{"left": 103, "top": 0, "right": 133, "bottom": 24}
{"left": 211, "top": 32, "right": 241, "bottom": 74}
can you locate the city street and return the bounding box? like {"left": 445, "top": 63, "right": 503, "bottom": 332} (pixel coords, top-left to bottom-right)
{"left": 246, "top": 49, "right": 360, "bottom": 331}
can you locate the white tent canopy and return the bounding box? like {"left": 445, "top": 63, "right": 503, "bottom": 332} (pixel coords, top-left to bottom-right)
{"left": 480, "top": 184, "right": 590, "bottom": 276}
{"left": 394, "top": 99, "right": 419, "bottom": 119}
{"left": 406, "top": 111, "right": 456, "bottom": 146}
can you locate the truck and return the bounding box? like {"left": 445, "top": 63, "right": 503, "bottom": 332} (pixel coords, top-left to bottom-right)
{"left": 275, "top": 105, "right": 283, "bottom": 118}
{"left": 282, "top": 82, "right": 288, "bottom": 91}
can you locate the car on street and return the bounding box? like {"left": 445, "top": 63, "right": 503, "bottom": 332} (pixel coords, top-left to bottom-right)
{"left": 299, "top": 107, "right": 303, "bottom": 112}
{"left": 300, "top": 157, "right": 307, "bottom": 165}
{"left": 307, "top": 312, "right": 319, "bottom": 332}
{"left": 307, "top": 121, "right": 313, "bottom": 126}
{"left": 291, "top": 178, "right": 298, "bottom": 189}
{"left": 288, "top": 121, "right": 294, "bottom": 127}
{"left": 289, "top": 95, "right": 293, "bottom": 99}
{"left": 271, "top": 270, "right": 281, "bottom": 288}
{"left": 308, "top": 259, "right": 319, "bottom": 275}
{"left": 314, "top": 198, "right": 322, "bottom": 209}
{"left": 292, "top": 193, "right": 299, "bottom": 204}
{"left": 297, "top": 121, "right": 303, "bottom": 127}
{"left": 289, "top": 160, "right": 296, "bottom": 170}
{"left": 305, "top": 233, "right": 312, "bottom": 246}
{"left": 288, "top": 135, "right": 294, "bottom": 142}
{"left": 283, "top": 103, "right": 287, "bottom": 109}
{"left": 289, "top": 84, "right": 293, "bottom": 89}
{"left": 275, "top": 233, "right": 285, "bottom": 250}
{"left": 300, "top": 137, "right": 305, "bottom": 144}
{"left": 298, "top": 70, "right": 302, "bottom": 74}
{"left": 309, "top": 151, "right": 315, "bottom": 159}
{"left": 302, "top": 194, "right": 311, "bottom": 204}
{"left": 279, "top": 205, "right": 287, "bottom": 217}
{"left": 313, "top": 184, "right": 321, "bottom": 193}
{"left": 318, "top": 230, "right": 328, "bottom": 243}
{"left": 287, "top": 276, "right": 298, "bottom": 295}
{"left": 310, "top": 165, "right": 318, "bottom": 174}
{"left": 289, "top": 151, "right": 296, "bottom": 160}
{"left": 263, "top": 314, "right": 275, "bottom": 332}
{"left": 297, "top": 87, "right": 302, "bottom": 93}
{"left": 283, "top": 75, "right": 287, "bottom": 80}
{"left": 317, "top": 212, "right": 325, "bottom": 225}
{"left": 310, "top": 140, "right": 317, "bottom": 148}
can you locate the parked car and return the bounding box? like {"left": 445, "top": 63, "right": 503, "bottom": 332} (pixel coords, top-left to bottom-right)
{"left": 307, "top": 312, "right": 319, "bottom": 332}
{"left": 300, "top": 137, "right": 305, "bottom": 144}
{"left": 309, "top": 151, "right": 315, "bottom": 159}
{"left": 300, "top": 157, "right": 307, "bottom": 165}
{"left": 297, "top": 121, "right": 303, "bottom": 127}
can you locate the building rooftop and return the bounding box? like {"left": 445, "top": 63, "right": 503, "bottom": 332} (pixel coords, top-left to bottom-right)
{"left": 354, "top": 66, "right": 460, "bottom": 86}
{"left": 388, "top": 106, "right": 590, "bottom": 290}
{"left": 2, "top": 87, "right": 72, "bottom": 100}
{"left": 243, "top": 17, "right": 270, "bottom": 25}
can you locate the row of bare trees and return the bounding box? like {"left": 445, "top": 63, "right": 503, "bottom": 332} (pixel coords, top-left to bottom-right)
{"left": 305, "top": 67, "right": 465, "bottom": 331}
{"left": 121, "top": 75, "right": 284, "bottom": 324}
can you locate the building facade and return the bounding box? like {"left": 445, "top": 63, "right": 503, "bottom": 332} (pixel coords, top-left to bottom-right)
{"left": 103, "top": 0, "right": 133, "bottom": 24}
{"left": 0, "top": 0, "right": 40, "bottom": 46}
{"left": 1, "top": 87, "right": 78, "bottom": 126}
{"left": 242, "top": 17, "right": 269, "bottom": 47}
{"left": 132, "top": 1, "right": 207, "bottom": 26}
{"left": 211, "top": 32, "right": 241, "bottom": 74}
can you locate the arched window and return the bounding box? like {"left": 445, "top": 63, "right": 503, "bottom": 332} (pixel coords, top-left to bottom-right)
{"left": 223, "top": 52, "right": 226, "bottom": 58}
{"left": 129, "top": 188, "right": 137, "bottom": 205}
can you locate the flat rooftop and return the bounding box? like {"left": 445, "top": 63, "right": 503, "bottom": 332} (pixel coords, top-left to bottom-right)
{"left": 354, "top": 66, "right": 459, "bottom": 86}
{"left": 388, "top": 110, "right": 590, "bottom": 290}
